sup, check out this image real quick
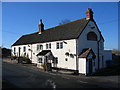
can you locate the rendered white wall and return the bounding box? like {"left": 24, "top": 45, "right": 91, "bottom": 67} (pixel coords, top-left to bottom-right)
{"left": 77, "top": 21, "right": 104, "bottom": 71}
{"left": 79, "top": 58, "right": 86, "bottom": 74}
{"left": 12, "top": 39, "right": 77, "bottom": 70}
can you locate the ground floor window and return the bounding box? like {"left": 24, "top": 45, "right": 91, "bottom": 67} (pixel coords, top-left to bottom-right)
{"left": 38, "top": 58, "right": 43, "bottom": 63}
{"left": 52, "top": 57, "right": 58, "bottom": 64}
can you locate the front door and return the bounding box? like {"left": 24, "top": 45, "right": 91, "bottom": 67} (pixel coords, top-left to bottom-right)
{"left": 47, "top": 63, "right": 52, "bottom": 71}
{"left": 88, "top": 59, "right": 92, "bottom": 74}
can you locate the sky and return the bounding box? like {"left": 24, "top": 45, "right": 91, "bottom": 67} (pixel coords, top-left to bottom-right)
{"left": 2, "top": 2, "right": 118, "bottom": 50}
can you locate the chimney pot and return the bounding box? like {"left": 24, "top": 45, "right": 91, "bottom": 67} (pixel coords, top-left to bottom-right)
{"left": 38, "top": 19, "right": 44, "bottom": 34}
{"left": 86, "top": 8, "right": 94, "bottom": 20}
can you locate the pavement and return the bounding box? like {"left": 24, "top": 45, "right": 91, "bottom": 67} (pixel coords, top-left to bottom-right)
{"left": 2, "top": 58, "right": 120, "bottom": 88}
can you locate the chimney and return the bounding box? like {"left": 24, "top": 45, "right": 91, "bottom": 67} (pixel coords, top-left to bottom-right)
{"left": 38, "top": 19, "right": 44, "bottom": 34}
{"left": 86, "top": 8, "right": 94, "bottom": 20}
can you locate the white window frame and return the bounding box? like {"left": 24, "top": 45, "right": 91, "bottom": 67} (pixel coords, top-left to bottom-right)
{"left": 56, "top": 42, "right": 63, "bottom": 49}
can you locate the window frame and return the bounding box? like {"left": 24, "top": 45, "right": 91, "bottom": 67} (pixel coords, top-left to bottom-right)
{"left": 56, "top": 42, "right": 63, "bottom": 49}
{"left": 56, "top": 42, "right": 59, "bottom": 49}
{"left": 37, "top": 45, "right": 39, "bottom": 50}
{"left": 49, "top": 43, "right": 51, "bottom": 49}
{"left": 60, "top": 42, "right": 63, "bottom": 49}
{"left": 38, "top": 57, "right": 43, "bottom": 63}
{"left": 14, "top": 47, "right": 16, "bottom": 54}
{"left": 46, "top": 44, "right": 48, "bottom": 49}
{"left": 23, "top": 46, "right": 26, "bottom": 52}
{"left": 87, "top": 32, "right": 97, "bottom": 41}
{"left": 40, "top": 45, "right": 43, "bottom": 50}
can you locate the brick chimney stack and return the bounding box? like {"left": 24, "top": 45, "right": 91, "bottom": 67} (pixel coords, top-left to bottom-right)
{"left": 38, "top": 19, "right": 44, "bottom": 34}
{"left": 86, "top": 8, "right": 94, "bottom": 20}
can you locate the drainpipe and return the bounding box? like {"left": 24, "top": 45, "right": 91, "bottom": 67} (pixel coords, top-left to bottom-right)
{"left": 75, "top": 39, "right": 79, "bottom": 74}
{"left": 31, "top": 44, "right": 32, "bottom": 62}
{"left": 97, "top": 37, "right": 101, "bottom": 70}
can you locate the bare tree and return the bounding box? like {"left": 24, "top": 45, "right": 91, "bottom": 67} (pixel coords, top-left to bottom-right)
{"left": 112, "top": 49, "right": 120, "bottom": 55}
{"left": 59, "top": 19, "right": 71, "bottom": 25}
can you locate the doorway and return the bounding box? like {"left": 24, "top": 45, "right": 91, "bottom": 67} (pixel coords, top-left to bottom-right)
{"left": 88, "top": 59, "right": 92, "bottom": 74}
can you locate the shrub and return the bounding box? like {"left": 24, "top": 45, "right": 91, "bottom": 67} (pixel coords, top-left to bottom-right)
{"left": 18, "top": 57, "right": 31, "bottom": 64}
{"left": 41, "top": 64, "right": 47, "bottom": 71}
{"left": 11, "top": 56, "right": 17, "bottom": 60}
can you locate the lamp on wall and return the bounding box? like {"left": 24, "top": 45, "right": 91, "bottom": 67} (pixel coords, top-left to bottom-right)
{"left": 63, "top": 41, "right": 67, "bottom": 44}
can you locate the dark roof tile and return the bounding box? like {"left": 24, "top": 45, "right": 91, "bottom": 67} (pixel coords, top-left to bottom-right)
{"left": 12, "top": 18, "right": 89, "bottom": 46}
{"left": 78, "top": 48, "right": 95, "bottom": 58}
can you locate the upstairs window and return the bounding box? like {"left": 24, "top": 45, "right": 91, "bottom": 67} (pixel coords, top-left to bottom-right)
{"left": 37, "top": 45, "right": 39, "bottom": 50}
{"left": 23, "top": 46, "right": 26, "bottom": 52}
{"left": 87, "top": 32, "right": 97, "bottom": 41}
{"left": 14, "top": 47, "right": 16, "bottom": 54}
{"left": 56, "top": 42, "right": 63, "bottom": 49}
{"left": 49, "top": 43, "right": 51, "bottom": 49}
{"left": 56, "top": 42, "right": 59, "bottom": 49}
{"left": 37, "top": 45, "right": 43, "bottom": 50}
{"left": 40, "top": 45, "right": 43, "bottom": 50}
{"left": 60, "top": 42, "right": 63, "bottom": 49}
{"left": 46, "top": 44, "right": 48, "bottom": 49}
{"left": 46, "top": 43, "right": 51, "bottom": 49}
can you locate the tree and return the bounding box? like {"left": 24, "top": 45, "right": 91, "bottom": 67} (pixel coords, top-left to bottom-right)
{"left": 112, "top": 49, "right": 120, "bottom": 55}
{"left": 59, "top": 19, "right": 71, "bottom": 25}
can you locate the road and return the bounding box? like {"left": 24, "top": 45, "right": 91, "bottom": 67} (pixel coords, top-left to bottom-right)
{"left": 2, "top": 61, "right": 119, "bottom": 88}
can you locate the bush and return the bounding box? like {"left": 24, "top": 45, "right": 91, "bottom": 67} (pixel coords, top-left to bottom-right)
{"left": 41, "top": 64, "right": 47, "bottom": 71}
{"left": 18, "top": 57, "right": 31, "bottom": 64}
{"left": 11, "top": 56, "right": 17, "bottom": 60}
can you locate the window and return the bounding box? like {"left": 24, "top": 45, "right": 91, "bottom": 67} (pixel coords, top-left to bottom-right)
{"left": 56, "top": 42, "right": 59, "bottom": 49}
{"left": 40, "top": 45, "right": 43, "bottom": 50}
{"left": 46, "top": 44, "right": 48, "bottom": 49}
{"left": 65, "top": 58, "right": 68, "bottom": 61}
{"left": 37, "top": 45, "right": 43, "bottom": 50}
{"left": 87, "top": 32, "right": 97, "bottom": 41}
{"left": 53, "top": 57, "right": 58, "bottom": 64}
{"left": 46, "top": 43, "right": 51, "bottom": 49}
{"left": 60, "top": 42, "right": 63, "bottom": 49}
{"left": 38, "top": 58, "right": 43, "bottom": 63}
{"left": 49, "top": 43, "right": 51, "bottom": 49}
{"left": 37, "top": 45, "right": 39, "bottom": 50}
{"left": 14, "top": 47, "right": 16, "bottom": 54}
{"left": 56, "top": 42, "right": 63, "bottom": 49}
{"left": 23, "top": 46, "right": 26, "bottom": 52}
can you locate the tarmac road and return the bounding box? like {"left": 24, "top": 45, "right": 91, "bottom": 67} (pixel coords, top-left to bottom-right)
{"left": 2, "top": 61, "right": 119, "bottom": 89}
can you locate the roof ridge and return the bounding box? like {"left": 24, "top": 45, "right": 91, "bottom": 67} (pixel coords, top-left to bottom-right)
{"left": 22, "top": 17, "right": 86, "bottom": 37}
{"left": 45, "top": 17, "right": 86, "bottom": 31}
{"left": 22, "top": 32, "right": 38, "bottom": 36}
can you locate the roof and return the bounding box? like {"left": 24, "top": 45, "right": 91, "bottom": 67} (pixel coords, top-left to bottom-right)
{"left": 36, "top": 50, "right": 51, "bottom": 56}
{"left": 12, "top": 18, "right": 89, "bottom": 46}
{"left": 78, "top": 48, "right": 95, "bottom": 58}
{"left": 12, "top": 18, "right": 104, "bottom": 46}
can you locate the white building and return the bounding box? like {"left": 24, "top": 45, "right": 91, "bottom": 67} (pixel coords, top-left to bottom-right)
{"left": 11, "top": 8, "right": 112, "bottom": 75}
